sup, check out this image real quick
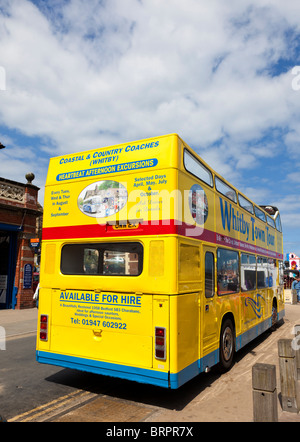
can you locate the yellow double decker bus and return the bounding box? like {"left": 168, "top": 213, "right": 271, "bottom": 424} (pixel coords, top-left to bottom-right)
{"left": 36, "top": 134, "right": 284, "bottom": 388}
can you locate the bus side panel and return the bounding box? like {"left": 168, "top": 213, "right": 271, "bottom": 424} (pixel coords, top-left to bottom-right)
{"left": 169, "top": 293, "right": 199, "bottom": 388}
{"left": 177, "top": 167, "right": 215, "bottom": 246}
{"left": 277, "top": 286, "right": 285, "bottom": 318}
{"left": 240, "top": 289, "right": 268, "bottom": 346}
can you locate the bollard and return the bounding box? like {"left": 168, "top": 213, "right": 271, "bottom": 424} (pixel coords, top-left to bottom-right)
{"left": 291, "top": 289, "right": 298, "bottom": 305}
{"left": 252, "top": 363, "right": 278, "bottom": 422}
{"left": 293, "top": 325, "right": 300, "bottom": 380}
{"left": 278, "top": 339, "right": 299, "bottom": 413}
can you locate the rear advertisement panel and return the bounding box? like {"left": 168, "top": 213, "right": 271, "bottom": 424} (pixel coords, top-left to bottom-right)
{"left": 43, "top": 135, "right": 179, "bottom": 231}
{"left": 50, "top": 289, "right": 153, "bottom": 367}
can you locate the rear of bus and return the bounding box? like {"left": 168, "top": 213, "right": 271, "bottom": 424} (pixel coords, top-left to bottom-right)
{"left": 36, "top": 134, "right": 186, "bottom": 388}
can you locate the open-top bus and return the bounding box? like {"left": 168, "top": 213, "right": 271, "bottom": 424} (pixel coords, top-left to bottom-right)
{"left": 36, "top": 134, "right": 284, "bottom": 388}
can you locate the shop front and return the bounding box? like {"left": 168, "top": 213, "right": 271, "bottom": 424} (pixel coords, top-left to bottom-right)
{"left": 0, "top": 175, "right": 42, "bottom": 309}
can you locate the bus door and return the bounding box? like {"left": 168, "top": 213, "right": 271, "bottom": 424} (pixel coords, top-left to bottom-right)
{"left": 201, "top": 246, "right": 219, "bottom": 364}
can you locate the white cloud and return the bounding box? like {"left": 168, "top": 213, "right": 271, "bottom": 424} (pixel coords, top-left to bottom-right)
{"left": 0, "top": 0, "right": 299, "bottom": 156}
{"left": 282, "top": 213, "right": 300, "bottom": 231}
{"left": 272, "top": 194, "right": 300, "bottom": 214}
{"left": 0, "top": 0, "right": 300, "bottom": 221}
{"left": 287, "top": 172, "right": 300, "bottom": 184}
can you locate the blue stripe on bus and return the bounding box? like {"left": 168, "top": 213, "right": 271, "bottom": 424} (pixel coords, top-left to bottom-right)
{"left": 36, "top": 350, "right": 170, "bottom": 388}
{"left": 171, "top": 310, "right": 285, "bottom": 388}
{"left": 37, "top": 310, "right": 285, "bottom": 389}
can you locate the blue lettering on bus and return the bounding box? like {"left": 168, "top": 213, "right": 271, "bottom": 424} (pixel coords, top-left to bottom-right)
{"left": 60, "top": 292, "right": 142, "bottom": 307}
{"left": 250, "top": 217, "right": 265, "bottom": 242}
{"left": 266, "top": 226, "right": 275, "bottom": 246}
{"left": 125, "top": 141, "right": 159, "bottom": 152}
{"left": 56, "top": 159, "right": 158, "bottom": 181}
{"left": 219, "top": 197, "right": 276, "bottom": 247}
{"left": 219, "top": 197, "right": 250, "bottom": 241}
{"left": 60, "top": 292, "right": 100, "bottom": 302}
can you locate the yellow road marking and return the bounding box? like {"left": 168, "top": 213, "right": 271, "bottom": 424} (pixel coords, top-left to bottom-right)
{"left": 9, "top": 390, "right": 93, "bottom": 422}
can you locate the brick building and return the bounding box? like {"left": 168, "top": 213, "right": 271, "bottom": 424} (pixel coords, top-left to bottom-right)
{"left": 0, "top": 173, "right": 42, "bottom": 309}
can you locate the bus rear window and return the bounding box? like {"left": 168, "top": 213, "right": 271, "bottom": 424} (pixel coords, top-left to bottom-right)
{"left": 61, "top": 242, "right": 143, "bottom": 276}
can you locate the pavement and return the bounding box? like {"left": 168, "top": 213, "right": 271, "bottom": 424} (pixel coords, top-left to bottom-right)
{"left": 0, "top": 307, "right": 38, "bottom": 340}
{"left": 1, "top": 303, "right": 300, "bottom": 422}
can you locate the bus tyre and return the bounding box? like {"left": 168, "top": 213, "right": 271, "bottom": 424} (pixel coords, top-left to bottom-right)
{"left": 271, "top": 301, "right": 278, "bottom": 329}
{"left": 219, "top": 319, "right": 235, "bottom": 372}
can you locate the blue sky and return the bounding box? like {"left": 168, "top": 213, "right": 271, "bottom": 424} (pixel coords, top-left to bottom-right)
{"left": 0, "top": 0, "right": 300, "bottom": 258}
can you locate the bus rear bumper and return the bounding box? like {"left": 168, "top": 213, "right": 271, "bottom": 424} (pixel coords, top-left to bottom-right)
{"left": 36, "top": 349, "right": 217, "bottom": 389}
{"left": 36, "top": 350, "right": 170, "bottom": 388}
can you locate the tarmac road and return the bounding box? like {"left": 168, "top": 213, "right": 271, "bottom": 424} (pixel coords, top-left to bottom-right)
{"left": 1, "top": 304, "right": 300, "bottom": 422}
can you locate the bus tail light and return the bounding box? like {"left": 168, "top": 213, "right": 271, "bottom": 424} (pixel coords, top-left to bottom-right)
{"left": 155, "top": 327, "right": 166, "bottom": 360}
{"left": 40, "top": 315, "right": 48, "bottom": 341}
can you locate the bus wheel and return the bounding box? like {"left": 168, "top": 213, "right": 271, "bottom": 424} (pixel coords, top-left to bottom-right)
{"left": 271, "top": 300, "right": 278, "bottom": 329}
{"left": 219, "top": 319, "right": 235, "bottom": 371}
